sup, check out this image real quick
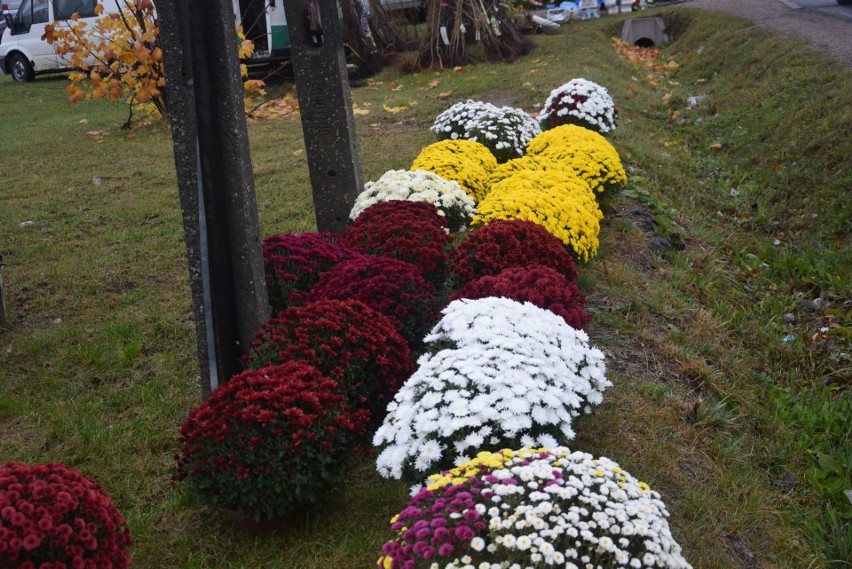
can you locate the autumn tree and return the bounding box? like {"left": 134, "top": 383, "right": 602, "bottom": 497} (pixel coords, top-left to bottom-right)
{"left": 44, "top": 0, "right": 264, "bottom": 127}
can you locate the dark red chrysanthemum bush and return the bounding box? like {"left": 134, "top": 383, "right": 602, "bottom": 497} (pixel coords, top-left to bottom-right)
{"left": 244, "top": 299, "right": 414, "bottom": 420}
{"left": 175, "top": 363, "right": 370, "bottom": 521}
{"left": 449, "top": 219, "right": 578, "bottom": 286}
{"left": 262, "top": 232, "right": 360, "bottom": 312}
{"left": 0, "top": 462, "right": 132, "bottom": 569}
{"left": 305, "top": 256, "right": 438, "bottom": 345}
{"left": 342, "top": 201, "right": 452, "bottom": 287}
{"left": 451, "top": 264, "right": 592, "bottom": 330}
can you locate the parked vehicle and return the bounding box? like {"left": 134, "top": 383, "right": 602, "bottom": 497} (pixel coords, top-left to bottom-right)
{"left": 0, "top": 0, "right": 123, "bottom": 81}
{"left": 0, "top": 1, "right": 23, "bottom": 41}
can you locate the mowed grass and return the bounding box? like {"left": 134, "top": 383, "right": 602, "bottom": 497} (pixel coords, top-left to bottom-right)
{"left": 1, "top": 7, "right": 850, "bottom": 568}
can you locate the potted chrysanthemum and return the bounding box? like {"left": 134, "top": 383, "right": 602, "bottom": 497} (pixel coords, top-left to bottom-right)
{"left": 0, "top": 462, "right": 132, "bottom": 568}
{"left": 373, "top": 297, "right": 609, "bottom": 482}
{"left": 538, "top": 78, "right": 619, "bottom": 134}
{"left": 378, "top": 448, "right": 692, "bottom": 569}
{"left": 175, "top": 363, "right": 370, "bottom": 526}
{"left": 431, "top": 100, "right": 542, "bottom": 163}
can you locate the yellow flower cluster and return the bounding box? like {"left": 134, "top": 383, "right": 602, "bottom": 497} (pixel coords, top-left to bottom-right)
{"left": 526, "top": 124, "right": 627, "bottom": 199}
{"left": 424, "top": 450, "right": 514, "bottom": 491}
{"left": 474, "top": 170, "right": 602, "bottom": 261}
{"left": 488, "top": 155, "right": 577, "bottom": 188}
{"left": 412, "top": 140, "right": 498, "bottom": 203}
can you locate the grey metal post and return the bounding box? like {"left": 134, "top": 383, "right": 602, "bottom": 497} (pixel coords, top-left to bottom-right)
{"left": 158, "top": 0, "right": 269, "bottom": 396}
{"left": 281, "top": 0, "right": 363, "bottom": 233}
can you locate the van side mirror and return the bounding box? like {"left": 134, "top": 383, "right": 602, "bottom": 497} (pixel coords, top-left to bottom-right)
{"left": 3, "top": 12, "right": 14, "bottom": 33}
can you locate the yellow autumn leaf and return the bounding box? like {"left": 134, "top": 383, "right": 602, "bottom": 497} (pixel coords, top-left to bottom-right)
{"left": 353, "top": 108, "right": 370, "bottom": 116}
{"left": 437, "top": 91, "right": 453, "bottom": 99}
{"left": 383, "top": 104, "right": 409, "bottom": 114}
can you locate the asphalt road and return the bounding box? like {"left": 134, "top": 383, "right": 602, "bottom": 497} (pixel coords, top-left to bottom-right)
{"left": 675, "top": 0, "right": 852, "bottom": 67}
{"left": 786, "top": 0, "right": 852, "bottom": 21}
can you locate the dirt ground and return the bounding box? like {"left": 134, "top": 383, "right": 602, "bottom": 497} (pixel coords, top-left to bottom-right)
{"left": 671, "top": 0, "right": 852, "bottom": 68}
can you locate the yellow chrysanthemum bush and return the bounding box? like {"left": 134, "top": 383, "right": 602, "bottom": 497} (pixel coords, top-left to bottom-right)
{"left": 526, "top": 124, "right": 627, "bottom": 202}
{"left": 411, "top": 140, "right": 498, "bottom": 203}
{"left": 473, "top": 169, "right": 603, "bottom": 261}
{"left": 487, "top": 154, "right": 576, "bottom": 188}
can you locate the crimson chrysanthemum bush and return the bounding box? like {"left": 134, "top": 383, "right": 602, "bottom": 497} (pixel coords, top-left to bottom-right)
{"left": 306, "top": 256, "right": 438, "bottom": 345}
{"left": 449, "top": 219, "right": 578, "bottom": 286}
{"left": 0, "top": 462, "right": 132, "bottom": 568}
{"left": 342, "top": 201, "right": 452, "bottom": 287}
{"left": 244, "top": 299, "right": 414, "bottom": 421}
{"left": 175, "top": 363, "right": 370, "bottom": 521}
{"left": 262, "top": 232, "right": 360, "bottom": 312}
{"left": 451, "top": 265, "right": 591, "bottom": 330}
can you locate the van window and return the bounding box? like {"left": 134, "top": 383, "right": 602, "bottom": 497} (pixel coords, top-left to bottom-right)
{"left": 53, "top": 0, "right": 97, "bottom": 19}
{"left": 17, "top": 0, "right": 50, "bottom": 25}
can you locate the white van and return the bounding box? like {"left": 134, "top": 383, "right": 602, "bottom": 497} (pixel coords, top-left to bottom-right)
{"left": 0, "top": 0, "right": 119, "bottom": 81}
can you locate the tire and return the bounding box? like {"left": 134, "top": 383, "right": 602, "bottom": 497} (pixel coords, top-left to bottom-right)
{"left": 9, "top": 52, "right": 35, "bottom": 82}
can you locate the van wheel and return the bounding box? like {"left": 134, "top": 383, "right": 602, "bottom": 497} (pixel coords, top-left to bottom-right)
{"left": 10, "top": 53, "right": 35, "bottom": 82}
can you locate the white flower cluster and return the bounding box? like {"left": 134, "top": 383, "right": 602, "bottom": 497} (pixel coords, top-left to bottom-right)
{"left": 442, "top": 448, "right": 693, "bottom": 569}
{"left": 350, "top": 169, "right": 476, "bottom": 232}
{"left": 538, "top": 79, "right": 618, "bottom": 134}
{"left": 373, "top": 298, "right": 609, "bottom": 480}
{"left": 431, "top": 100, "right": 542, "bottom": 163}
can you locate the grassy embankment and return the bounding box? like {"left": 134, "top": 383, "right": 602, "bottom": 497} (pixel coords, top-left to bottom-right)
{"left": 0, "top": 7, "right": 849, "bottom": 568}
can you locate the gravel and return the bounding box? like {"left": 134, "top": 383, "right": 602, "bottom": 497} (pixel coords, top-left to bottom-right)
{"left": 669, "top": 0, "right": 852, "bottom": 68}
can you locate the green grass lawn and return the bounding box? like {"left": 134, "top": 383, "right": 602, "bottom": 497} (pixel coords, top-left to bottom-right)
{"left": 1, "top": 7, "right": 850, "bottom": 568}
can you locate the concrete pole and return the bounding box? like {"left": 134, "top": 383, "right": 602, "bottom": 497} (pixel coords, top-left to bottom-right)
{"left": 158, "top": 0, "right": 269, "bottom": 396}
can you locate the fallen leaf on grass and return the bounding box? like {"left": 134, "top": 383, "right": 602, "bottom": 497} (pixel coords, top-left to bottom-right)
{"left": 426, "top": 79, "right": 441, "bottom": 90}
{"left": 453, "top": 66, "right": 465, "bottom": 73}
{"left": 437, "top": 91, "right": 453, "bottom": 99}
{"left": 383, "top": 104, "right": 409, "bottom": 114}
{"left": 661, "top": 92, "right": 672, "bottom": 103}
{"left": 353, "top": 108, "right": 370, "bottom": 116}
{"left": 529, "top": 69, "right": 543, "bottom": 74}
{"left": 387, "top": 82, "right": 404, "bottom": 91}
{"left": 78, "top": 119, "right": 88, "bottom": 124}
{"left": 710, "top": 142, "right": 723, "bottom": 150}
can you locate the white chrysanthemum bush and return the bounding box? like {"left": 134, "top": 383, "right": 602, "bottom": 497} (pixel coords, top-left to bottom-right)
{"left": 432, "top": 100, "right": 542, "bottom": 163}
{"left": 373, "top": 298, "right": 609, "bottom": 482}
{"left": 350, "top": 169, "right": 476, "bottom": 232}
{"left": 377, "top": 448, "right": 693, "bottom": 569}
{"left": 538, "top": 78, "right": 618, "bottom": 134}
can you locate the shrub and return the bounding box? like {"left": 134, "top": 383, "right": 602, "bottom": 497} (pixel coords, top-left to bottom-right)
{"left": 244, "top": 299, "right": 414, "bottom": 421}
{"left": 373, "top": 297, "right": 609, "bottom": 481}
{"left": 411, "top": 140, "right": 497, "bottom": 203}
{"left": 175, "top": 363, "right": 370, "bottom": 520}
{"left": 305, "top": 256, "right": 438, "bottom": 345}
{"left": 262, "top": 232, "right": 360, "bottom": 312}
{"left": 451, "top": 265, "right": 592, "bottom": 330}
{"left": 342, "top": 201, "right": 452, "bottom": 286}
{"left": 473, "top": 170, "right": 603, "bottom": 261}
{"left": 377, "top": 448, "right": 693, "bottom": 569}
{"left": 449, "top": 219, "right": 578, "bottom": 286}
{"left": 350, "top": 170, "right": 475, "bottom": 232}
{"left": 0, "top": 462, "right": 132, "bottom": 568}
{"left": 538, "top": 78, "right": 619, "bottom": 134}
{"left": 431, "top": 100, "right": 542, "bottom": 163}
{"left": 526, "top": 124, "right": 627, "bottom": 198}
